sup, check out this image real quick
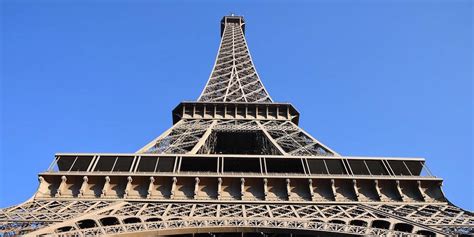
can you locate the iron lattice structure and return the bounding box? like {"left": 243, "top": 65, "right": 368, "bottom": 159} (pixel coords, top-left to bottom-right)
{"left": 1, "top": 15, "right": 473, "bottom": 237}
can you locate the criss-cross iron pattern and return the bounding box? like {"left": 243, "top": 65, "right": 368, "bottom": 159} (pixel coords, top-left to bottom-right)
{"left": 2, "top": 200, "right": 473, "bottom": 236}
{"left": 198, "top": 21, "right": 271, "bottom": 103}
{"left": 146, "top": 119, "right": 213, "bottom": 154}
{"left": 262, "top": 120, "right": 333, "bottom": 156}
{"left": 144, "top": 119, "right": 335, "bottom": 156}
{"left": 1, "top": 15, "right": 473, "bottom": 237}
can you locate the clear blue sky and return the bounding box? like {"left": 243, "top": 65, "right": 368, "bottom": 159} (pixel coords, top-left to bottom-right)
{"left": 1, "top": 0, "right": 472, "bottom": 210}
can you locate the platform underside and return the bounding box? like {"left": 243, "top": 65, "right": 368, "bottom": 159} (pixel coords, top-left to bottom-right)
{"left": 1, "top": 199, "right": 473, "bottom": 236}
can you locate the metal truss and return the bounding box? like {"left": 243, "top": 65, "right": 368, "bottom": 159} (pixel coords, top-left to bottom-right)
{"left": 1, "top": 199, "right": 472, "bottom": 236}
{"left": 0, "top": 200, "right": 116, "bottom": 235}
{"left": 261, "top": 120, "right": 338, "bottom": 156}
{"left": 2, "top": 15, "right": 473, "bottom": 237}
{"left": 371, "top": 203, "right": 474, "bottom": 226}
{"left": 142, "top": 119, "right": 337, "bottom": 156}
{"left": 0, "top": 200, "right": 114, "bottom": 223}
{"left": 145, "top": 120, "right": 214, "bottom": 154}
{"left": 198, "top": 18, "right": 272, "bottom": 102}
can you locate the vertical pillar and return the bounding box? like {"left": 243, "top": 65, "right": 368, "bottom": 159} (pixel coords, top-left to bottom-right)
{"left": 36, "top": 176, "right": 47, "bottom": 197}
{"left": 79, "top": 176, "right": 89, "bottom": 198}
{"left": 374, "top": 180, "right": 382, "bottom": 200}
{"left": 263, "top": 178, "right": 268, "bottom": 200}
{"left": 101, "top": 176, "right": 110, "bottom": 198}
{"left": 55, "top": 176, "right": 67, "bottom": 197}
{"left": 286, "top": 178, "right": 292, "bottom": 200}
{"left": 240, "top": 178, "right": 245, "bottom": 200}
{"left": 395, "top": 180, "right": 405, "bottom": 201}
{"left": 171, "top": 177, "right": 177, "bottom": 199}
{"left": 217, "top": 178, "right": 222, "bottom": 200}
{"left": 330, "top": 179, "right": 338, "bottom": 201}
{"left": 147, "top": 177, "right": 155, "bottom": 199}
{"left": 124, "top": 176, "right": 133, "bottom": 198}
{"left": 417, "top": 180, "right": 427, "bottom": 201}
{"left": 352, "top": 179, "right": 360, "bottom": 201}
{"left": 194, "top": 177, "right": 200, "bottom": 199}
{"left": 308, "top": 179, "right": 316, "bottom": 201}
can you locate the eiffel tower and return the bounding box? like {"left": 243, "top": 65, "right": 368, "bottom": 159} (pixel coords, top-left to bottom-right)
{"left": 1, "top": 15, "right": 473, "bottom": 237}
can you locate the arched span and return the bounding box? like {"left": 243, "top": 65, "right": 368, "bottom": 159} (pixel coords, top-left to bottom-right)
{"left": 51, "top": 218, "right": 414, "bottom": 236}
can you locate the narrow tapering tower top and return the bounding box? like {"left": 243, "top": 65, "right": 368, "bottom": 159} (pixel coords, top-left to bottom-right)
{"left": 198, "top": 15, "right": 273, "bottom": 103}
{"left": 220, "top": 15, "right": 245, "bottom": 37}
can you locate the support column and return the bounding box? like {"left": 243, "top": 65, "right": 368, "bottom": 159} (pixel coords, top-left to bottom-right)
{"left": 374, "top": 180, "right": 382, "bottom": 200}
{"left": 101, "top": 176, "right": 110, "bottom": 197}
{"left": 352, "top": 179, "right": 360, "bottom": 201}
{"left": 240, "top": 178, "right": 245, "bottom": 200}
{"left": 308, "top": 179, "right": 317, "bottom": 201}
{"left": 171, "top": 177, "right": 177, "bottom": 199}
{"left": 55, "top": 176, "right": 67, "bottom": 197}
{"left": 124, "top": 176, "right": 133, "bottom": 198}
{"left": 286, "top": 178, "right": 292, "bottom": 200}
{"left": 147, "top": 177, "right": 155, "bottom": 199}
{"left": 330, "top": 179, "right": 338, "bottom": 200}
{"left": 395, "top": 180, "right": 405, "bottom": 201}
{"left": 217, "top": 178, "right": 222, "bottom": 200}
{"left": 256, "top": 120, "right": 287, "bottom": 155}
{"left": 79, "top": 176, "right": 89, "bottom": 198}
{"left": 190, "top": 120, "right": 218, "bottom": 154}
{"left": 263, "top": 178, "right": 268, "bottom": 200}
{"left": 194, "top": 177, "right": 200, "bottom": 199}
{"left": 35, "top": 176, "right": 48, "bottom": 198}
{"left": 417, "top": 180, "right": 427, "bottom": 201}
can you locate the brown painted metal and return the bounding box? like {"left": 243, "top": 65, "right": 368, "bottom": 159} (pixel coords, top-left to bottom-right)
{"left": 1, "top": 15, "right": 472, "bottom": 237}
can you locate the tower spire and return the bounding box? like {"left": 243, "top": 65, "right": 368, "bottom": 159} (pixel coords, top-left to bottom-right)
{"left": 198, "top": 15, "right": 272, "bottom": 103}
{"left": 2, "top": 15, "right": 472, "bottom": 237}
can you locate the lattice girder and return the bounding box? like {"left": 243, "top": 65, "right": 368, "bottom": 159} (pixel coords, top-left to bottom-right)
{"left": 199, "top": 16, "right": 272, "bottom": 103}
{"left": 3, "top": 200, "right": 472, "bottom": 236}
{"left": 139, "top": 119, "right": 337, "bottom": 156}
{"left": 2, "top": 15, "right": 473, "bottom": 237}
